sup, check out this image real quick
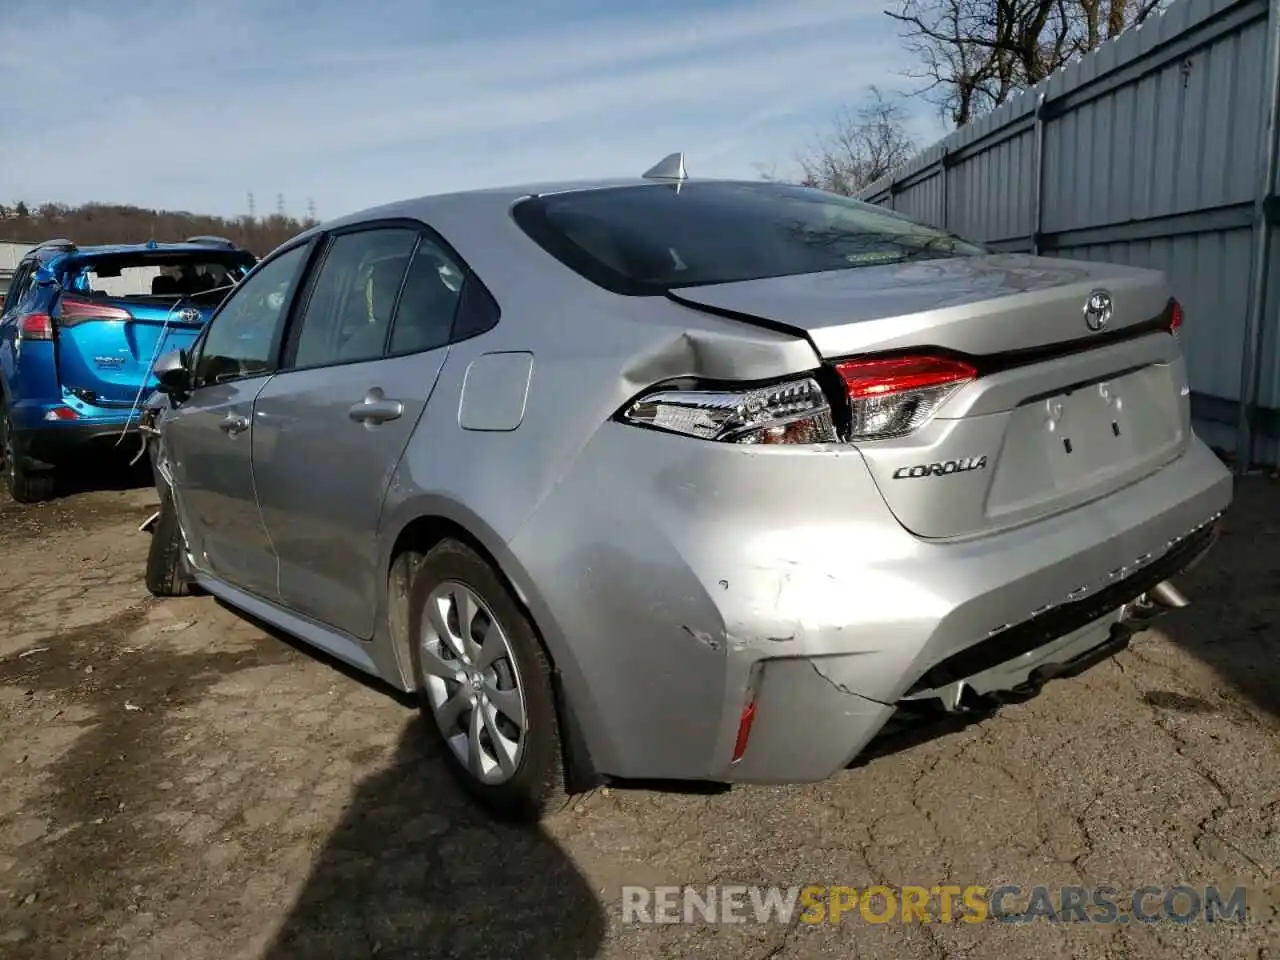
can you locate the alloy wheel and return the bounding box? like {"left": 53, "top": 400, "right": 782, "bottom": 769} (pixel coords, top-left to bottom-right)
{"left": 420, "top": 580, "right": 528, "bottom": 785}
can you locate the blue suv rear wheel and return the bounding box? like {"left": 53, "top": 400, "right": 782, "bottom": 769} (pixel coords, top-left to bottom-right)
{"left": 1, "top": 401, "right": 56, "bottom": 503}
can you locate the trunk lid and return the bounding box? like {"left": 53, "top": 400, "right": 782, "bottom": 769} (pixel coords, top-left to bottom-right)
{"left": 53, "top": 292, "right": 223, "bottom": 407}
{"left": 666, "top": 253, "right": 1172, "bottom": 359}
{"left": 668, "top": 254, "right": 1190, "bottom": 540}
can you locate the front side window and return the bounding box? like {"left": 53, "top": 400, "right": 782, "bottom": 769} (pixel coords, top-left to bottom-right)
{"left": 193, "top": 243, "right": 308, "bottom": 385}
{"left": 512, "top": 181, "right": 986, "bottom": 295}
{"left": 286, "top": 228, "right": 418, "bottom": 369}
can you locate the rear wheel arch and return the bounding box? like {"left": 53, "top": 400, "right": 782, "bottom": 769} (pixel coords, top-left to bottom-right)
{"left": 386, "top": 512, "right": 540, "bottom": 688}
{"left": 384, "top": 511, "right": 603, "bottom": 793}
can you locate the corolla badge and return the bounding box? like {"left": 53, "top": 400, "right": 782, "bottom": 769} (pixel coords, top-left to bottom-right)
{"left": 892, "top": 456, "right": 988, "bottom": 479}
{"left": 1083, "top": 290, "right": 1113, "bottom": 331}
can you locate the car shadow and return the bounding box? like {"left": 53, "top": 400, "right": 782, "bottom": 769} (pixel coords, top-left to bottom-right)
{"left": 1150, "top": 474, "right": 1280, "bottom": 718}
{"left": 849, "top": 707, "right": 991, "bottom": 769}
{"left": 210, "top": 598, "right": 419, "bottom": 708}
{"left": 260, "top": 716, "right": 607, "bottom": 960}
{"left": 210, "top": 602, "right": 608, "bottom": 959}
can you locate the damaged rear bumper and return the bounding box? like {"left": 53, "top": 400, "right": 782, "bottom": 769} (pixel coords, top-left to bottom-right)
{"left": 722, "top": 510, "right": 1220, "bottom": 784}
{"left": 724, "top": 569, "right": 1210, "bottom": 784}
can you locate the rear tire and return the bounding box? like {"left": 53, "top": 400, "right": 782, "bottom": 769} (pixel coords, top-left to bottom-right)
{"left": 145, "top": 492, "right": 192, "bottom": 597}
{"left": 1, "top": 408, "right": 56, "bottom": 504}
{"left": 407, "top": 539, "right": 568, "bottom": 822}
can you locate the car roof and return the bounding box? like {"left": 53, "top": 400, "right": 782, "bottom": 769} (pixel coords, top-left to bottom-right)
{"left": 268, "top": 176, "right": 791, "bottom": 305}
{"left": 306, "top": 175, "right": 764, "bottom": 234}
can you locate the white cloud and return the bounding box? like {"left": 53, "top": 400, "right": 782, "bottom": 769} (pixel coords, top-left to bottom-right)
{"left": 0, "top": 0, "right": 936, "bottom": 216}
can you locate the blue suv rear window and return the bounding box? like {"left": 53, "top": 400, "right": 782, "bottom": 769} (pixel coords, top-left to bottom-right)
{"left": 64, "top": 251, "right": 256, "bottom": 299}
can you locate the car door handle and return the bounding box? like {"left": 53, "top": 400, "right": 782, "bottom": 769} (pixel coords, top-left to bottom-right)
{"left": 219, "top": 414, "right": 250, "bottom": 436}
{"left": 348, "top": 398, "right": 404, "bottom": 425}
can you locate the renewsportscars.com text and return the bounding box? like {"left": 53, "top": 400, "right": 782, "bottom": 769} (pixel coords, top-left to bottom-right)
{"left": 621, "top": 884, "right": 1249, "bottom": 925}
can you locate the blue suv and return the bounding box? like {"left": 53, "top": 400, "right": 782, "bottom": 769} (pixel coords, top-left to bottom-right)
{"left": 0, "top": 237, "right": 257, "bottom": 501}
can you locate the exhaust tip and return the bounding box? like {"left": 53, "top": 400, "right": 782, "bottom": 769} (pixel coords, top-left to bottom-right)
{"left": 1148, "top": 580, "right": 1190, "bottom": 609}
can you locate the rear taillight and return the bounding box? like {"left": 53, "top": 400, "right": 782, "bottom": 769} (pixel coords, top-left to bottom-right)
{"left": 19, "top": 313, "right": 54, "bottom": 340}
{"left": 57, "top": 296, "right": 132, "bottom": 327}
{"left": 834, "top": 355, "right": 977, "bottom": 441}
{"left": 1168, "top": 299, "right": 1183, "bottom": 336}
{"left": 621, "top": 377, "right": 838, "bottom": 444}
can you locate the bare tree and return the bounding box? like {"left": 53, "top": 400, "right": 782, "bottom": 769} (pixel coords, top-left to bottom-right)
{"left": 796, "top": 87, "right": 917, "bottom": 196}
{"left": 886, "top": 0, "right": 1166, "bottom": 127}
{"left": 1, "top": 200, "right": 315, "bottom": 256}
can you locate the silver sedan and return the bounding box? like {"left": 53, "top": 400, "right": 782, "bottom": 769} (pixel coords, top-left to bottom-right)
{"left": 142, "top": 155, "right": 1232, "bottom": 820}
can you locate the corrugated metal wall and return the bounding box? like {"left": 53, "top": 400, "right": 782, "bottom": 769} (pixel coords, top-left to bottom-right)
{"left": 0, "top": 241, "right": 35, "bottom": 277}
{"left": 857, "top": 0, "right": 1280, "bottom": 466}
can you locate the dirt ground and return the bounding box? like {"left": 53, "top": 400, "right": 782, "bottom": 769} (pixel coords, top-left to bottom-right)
{"left": 0, "top": 469, "right": 1277, "bottom": 960}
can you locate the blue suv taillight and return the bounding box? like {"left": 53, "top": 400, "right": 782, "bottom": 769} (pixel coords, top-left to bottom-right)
{"left": 19, "top": 313, "right": 53, "bottom": 340}
{"left": 57, "top": 295, "right": 133, "bottom": 327}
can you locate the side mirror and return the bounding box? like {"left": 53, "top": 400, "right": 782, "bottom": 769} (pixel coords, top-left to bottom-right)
{"left": 153, "top": 349, "right": 191, "bottom": 398}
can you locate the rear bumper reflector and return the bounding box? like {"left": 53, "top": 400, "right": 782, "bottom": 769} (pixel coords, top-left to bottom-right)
{"left": 731, "top": 700, "right": 757, "bottom": 764}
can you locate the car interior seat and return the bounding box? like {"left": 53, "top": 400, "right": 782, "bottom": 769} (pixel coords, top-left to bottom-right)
{"left": 151, "top": 274, "right": 179, "bottom": 295}
{"left": 334, "top": 256, "right": 409, "bottom": 360}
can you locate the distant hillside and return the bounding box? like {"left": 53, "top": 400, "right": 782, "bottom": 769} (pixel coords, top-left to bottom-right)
{"left": 0, "top": 201, "right": 319, "bottom": 257}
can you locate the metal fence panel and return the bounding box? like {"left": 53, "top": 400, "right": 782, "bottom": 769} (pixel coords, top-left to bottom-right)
{"left": 858, "top": 0, "right": 1280, "bottom": 466}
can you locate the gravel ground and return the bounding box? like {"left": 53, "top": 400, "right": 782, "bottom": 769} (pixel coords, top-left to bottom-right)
{"left": 0, "top": 469, "right": 1276, "bottom": 959}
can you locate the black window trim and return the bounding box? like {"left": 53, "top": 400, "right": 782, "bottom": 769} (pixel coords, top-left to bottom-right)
{"left": 381, "top": 232, "right": 432, "bottom": 359}
{"left": 187, "top": 235, "right": 320, "bottom": 390}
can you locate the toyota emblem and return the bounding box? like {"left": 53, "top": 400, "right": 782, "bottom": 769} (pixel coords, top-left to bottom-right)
{"left": 1083, "top": 290, "right": 1113, "bottom": 331}
{"left": 179, "top": 307, "right": 200, "bottom": 324}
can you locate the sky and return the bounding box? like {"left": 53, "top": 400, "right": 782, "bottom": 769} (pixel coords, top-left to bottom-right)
{"left": 0, "top": 0, "right": 950, "bottom": 220}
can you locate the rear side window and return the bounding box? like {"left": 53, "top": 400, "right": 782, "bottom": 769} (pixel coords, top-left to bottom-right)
{"left": 512, "top": 182, "right": 985, "bottom": 295}
{"left": 387, "top": 239, "right": 464, "bottom": 355}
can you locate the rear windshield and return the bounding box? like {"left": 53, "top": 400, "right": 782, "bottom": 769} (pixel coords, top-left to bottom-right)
{"left": 62, "top": 251, "right": 256, "bottom": 300}
{"left": 512, "top": 181, "right": 986, "bottom": 295}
